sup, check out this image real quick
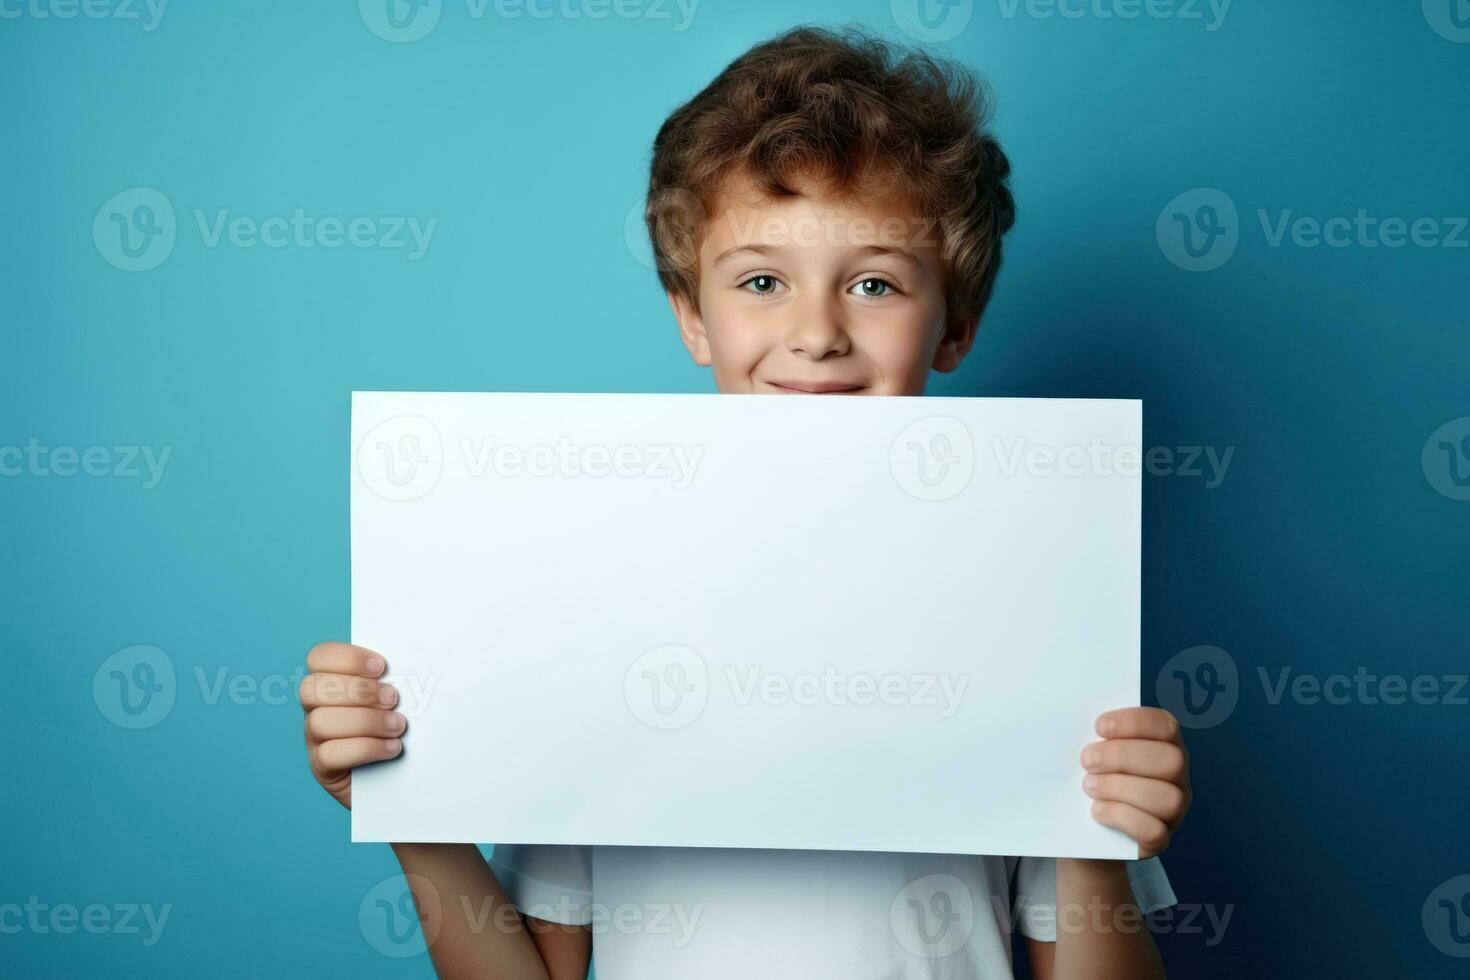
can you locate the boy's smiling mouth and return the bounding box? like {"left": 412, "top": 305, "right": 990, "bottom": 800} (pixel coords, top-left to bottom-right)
{"left": 762, "top": 379, "right": 869, "bottom": 394}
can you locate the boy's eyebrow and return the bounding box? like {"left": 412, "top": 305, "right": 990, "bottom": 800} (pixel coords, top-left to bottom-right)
{"left": 712, "top": 243, "right": 925, "bottom": 267}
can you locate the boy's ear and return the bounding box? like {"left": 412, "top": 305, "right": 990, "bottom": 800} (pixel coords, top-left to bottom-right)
{"left": 668, "top": 291, "right": 712, "bottom": 366}
{"left": 931, "top": 313, "right": 980, "bottom": 374}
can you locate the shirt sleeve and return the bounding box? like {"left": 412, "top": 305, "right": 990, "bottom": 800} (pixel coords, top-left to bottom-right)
{"left": 1012, "top": 855, "right": 1178, "bottom": 942}
{"left": 488, "top": 844, "right": 594, "bottom": 926}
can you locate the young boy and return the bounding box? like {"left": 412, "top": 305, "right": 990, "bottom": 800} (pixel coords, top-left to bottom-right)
{"left": 298, "top": 26, "right": 1191, "bottom": 979}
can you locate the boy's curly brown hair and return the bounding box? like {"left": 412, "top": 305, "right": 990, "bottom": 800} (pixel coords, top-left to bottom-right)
{"left": 644, "top": 25, "right": 1016, "bottom": 325}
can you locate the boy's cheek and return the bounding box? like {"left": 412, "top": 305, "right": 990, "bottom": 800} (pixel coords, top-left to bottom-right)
{"left": 712, "top": 365, "right": 758, "bottom": 394}
{"left": 879, "top": 358, "right": 932, "bottom": 395}
{"left": 864, "top": 339, "right": 933, "bottom": 395}
{"left": 706, "top": 336, "right": 764, "bottom": 393}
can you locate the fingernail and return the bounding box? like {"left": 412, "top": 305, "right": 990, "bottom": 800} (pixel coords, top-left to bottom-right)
{"left": 385, "top": 739, "right": 402, "bottom": 755}
{"left": 390, "top": 713, "right": 407, "bottom": 734}
{"left": 1091, "top": 800, "right": 1104, "bottom": 816}
{"left": 366, "top": 656, "right": 386, "bottom": 676}
{"left": 1083, "top": 774, "right": 1100, "bottom": 793}
{"left": 378, "top": 685, "right": 398, "bottom": 706}
{"left": 1081, "top": 747, "right": 1097, "bottom": 770}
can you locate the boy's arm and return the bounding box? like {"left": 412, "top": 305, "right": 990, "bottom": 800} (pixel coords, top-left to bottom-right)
{"left": 1027, "top": 707, "right": 1190, "bottom": 979}
{"left": 1024, "top": 859, "right": 1165, "bottom": 980}
{"left": 298, "top": 643, "right": 590, "bottom": 980}
{"left": 392, "top": 843, "right": 591, "bottom": 980}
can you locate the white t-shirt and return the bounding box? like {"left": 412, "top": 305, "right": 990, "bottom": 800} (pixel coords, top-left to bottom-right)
{"left": 492, "top": 844, "right": 1176, "bottom": 978}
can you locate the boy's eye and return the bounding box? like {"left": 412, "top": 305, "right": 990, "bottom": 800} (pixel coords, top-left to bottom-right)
{"left": 740, "top": 275, "right": 783, "bottom": 295}
{"left": 851, "top": 277, "right": 898, "bottom": 298}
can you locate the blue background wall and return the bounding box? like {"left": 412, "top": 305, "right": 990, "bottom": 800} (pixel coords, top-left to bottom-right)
{"left": 3, "top": 1, "right": 1467, "bottom": 976}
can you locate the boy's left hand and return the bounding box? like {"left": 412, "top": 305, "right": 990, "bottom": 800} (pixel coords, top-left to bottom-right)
{"left": 1081, "top": 707, "right": 1191, "bottom": 859}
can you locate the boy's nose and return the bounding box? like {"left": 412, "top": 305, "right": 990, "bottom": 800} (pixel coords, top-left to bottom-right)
{"left": 783, "top": 297, "right": 850, "bottom": 360}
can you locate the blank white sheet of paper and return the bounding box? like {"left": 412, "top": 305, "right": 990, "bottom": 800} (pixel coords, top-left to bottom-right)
{"left": 350, "top": 391, "right": 1141, "bottom": 859}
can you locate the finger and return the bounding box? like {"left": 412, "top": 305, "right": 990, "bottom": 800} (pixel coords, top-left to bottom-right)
{"left": 307, "top": 642, "right": 387, "bottom": 678}
{"left": 307, "top": 706, "right": 408, "bottom": 742}
{"left": 1081, "top": 738, "right": 1187, "bottom": 783}
{"left": 1090, "top": 800, "right": 1172, "bottom": 859}
{"left": 299, "top": 672, "right": 399, "bottom": 710}
{"left": 1083, "top": 773, "right": 1189, "bottom": 829}
{"left": 312, "top": 737, "right": 403, "bottom": 775}
{"left": 1095, "top": 707, "right": 1181, "bottom": 743}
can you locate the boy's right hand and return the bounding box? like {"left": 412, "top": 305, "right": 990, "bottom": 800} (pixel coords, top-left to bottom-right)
{"left": 298, "top": 642, "right": 407, "bottom": 810}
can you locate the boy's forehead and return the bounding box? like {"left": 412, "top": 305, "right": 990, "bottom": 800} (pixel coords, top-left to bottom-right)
{"left": 702, "top": 170, "right": 930, "bottom": 255}
{"left": 711, "top": 170, "right": 917, "bottom": 224}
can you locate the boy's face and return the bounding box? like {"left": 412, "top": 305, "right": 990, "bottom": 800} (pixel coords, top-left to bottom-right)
{"left": 668, "top": 172, "right": 978, "bottom": 396}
